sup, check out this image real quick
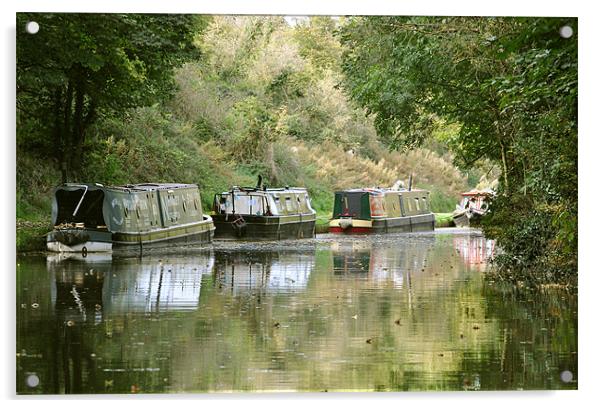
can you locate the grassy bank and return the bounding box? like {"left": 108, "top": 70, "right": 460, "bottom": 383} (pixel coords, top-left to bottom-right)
{"left": 435, "top": 213, "right": 454, "bottom": 228}
{"left": 16, "top": 220, "right": 50, "bottom": 252}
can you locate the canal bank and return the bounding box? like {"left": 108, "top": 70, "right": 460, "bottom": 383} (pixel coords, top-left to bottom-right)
{"left": 16, "top": 220, "right": 50, "bottom": 253}
{"left": 17, "top": 213, "right": 457, "bottom": 253}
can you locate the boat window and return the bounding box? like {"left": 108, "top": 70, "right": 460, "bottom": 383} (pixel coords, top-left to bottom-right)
{"left": 227, "top": 194, "right": 266, "bottom": 215}
{"left": 267, "top": 195, "right": 280, "bottom": 215}
{"left": 285, "top": 196, "right": 295, "bottom": 212}
{"left": 165, "top": 193, "right": 179, "bottom": 222}
{"left": 182, "top": 200, "right": 187, "bottom": 213}
{"left": 275, "top": 196, "right": 284, "bottom": 211}
{"left": 250, "top": 195, "right": 263, "bottom": 215}
{"left": 415, "top": 197, "right": 421, "bottom": 211}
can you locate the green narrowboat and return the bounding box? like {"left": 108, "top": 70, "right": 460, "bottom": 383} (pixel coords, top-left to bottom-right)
{"left": 212, "top": 185, "right": 316, "bottom": 240}
{"left": 46, "top": 183, "right": 215, "bottom": 253}
{"left": 329, "top": 187, "right": 435, "bottom": 234}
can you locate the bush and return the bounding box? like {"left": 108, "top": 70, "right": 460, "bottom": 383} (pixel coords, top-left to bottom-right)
{"left": 482, "top": 194, "right": 577, "bottom": 288}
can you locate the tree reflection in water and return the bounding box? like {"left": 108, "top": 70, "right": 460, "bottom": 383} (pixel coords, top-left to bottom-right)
{"left": 17, "top": 232, "right": 576, "bottom": 394}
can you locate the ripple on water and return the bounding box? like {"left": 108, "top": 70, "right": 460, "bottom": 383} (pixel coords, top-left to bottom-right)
{"left": 16, "top": 230, "right": 576, "bottom": 393}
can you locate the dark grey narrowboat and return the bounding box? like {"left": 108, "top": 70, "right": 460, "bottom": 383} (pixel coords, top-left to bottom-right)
{"left": 212, "top": 186, "right": 316, "bottom": 240}
{"left": 47, "top": 183, "right": 215, "bottom": 253}
{"left": 329, "top": 186, "right": 435, "bottom": 234}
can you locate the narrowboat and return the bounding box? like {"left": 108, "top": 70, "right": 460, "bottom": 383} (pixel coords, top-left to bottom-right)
{"left": 46, "top": 183, "right": 215, "bottom": 253}
{"left": 452, "top": 189, "right": 493, "bottom": 227}
{"left": 212, "top": 184, "right": 316, "bottom": 240}
{"left": 328, "top": 186, "right": 435, "bottom": 234}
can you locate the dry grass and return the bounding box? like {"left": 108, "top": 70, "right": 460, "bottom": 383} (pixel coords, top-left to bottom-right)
{"left": 293, "top": 141, "right": 467, "bottom": 196}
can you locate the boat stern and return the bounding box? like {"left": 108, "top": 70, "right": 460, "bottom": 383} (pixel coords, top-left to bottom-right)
{"left": 328, "top": 218, "right": 373, "bottom": 233}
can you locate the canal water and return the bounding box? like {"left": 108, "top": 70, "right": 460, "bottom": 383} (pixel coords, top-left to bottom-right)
{"left": 16, "top": 229, "right": 577, "bottom": 394}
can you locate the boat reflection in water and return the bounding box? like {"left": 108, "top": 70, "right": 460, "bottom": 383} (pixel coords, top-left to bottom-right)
{"left": 213, "top": 249, "right": 315, "bottom": 294}
{"left": 17, "top": 232, "right": 577, "bottom": 393}
{"left": 453, "top": 233, "right": 495, "bottom": 269}
{"left": 35, "top": 252, "right": 215, "bottom": 394}
{"left": 330, "top": 235, "right": 435, "bottom": 287}
{"left": 48, "top": 252, "right": 215, "bottom": 314}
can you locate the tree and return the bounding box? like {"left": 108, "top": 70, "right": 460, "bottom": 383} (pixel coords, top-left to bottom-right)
{"left": 340, "top": 17, "right": 577, "bottom": 285}
{"left": 16, "top": 13, "right": 204, "bottom": 180}
{"left": 292, "top": 16, "right": 342, "bottom": 72}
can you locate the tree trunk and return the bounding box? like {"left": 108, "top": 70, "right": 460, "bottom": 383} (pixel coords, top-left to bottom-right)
{"left": 52, "top": 87, "right": 67, "bottom": 183}
{"left": 70, "top": 83, "right": 85, "bottom": 174}
{"left": 500, "top": 141, "right": 509, "bottom": 193}
{"left": 62, "top": 82, "right": 73, "bottom": 181}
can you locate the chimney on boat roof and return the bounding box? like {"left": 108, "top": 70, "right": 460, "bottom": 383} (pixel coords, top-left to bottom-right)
{"left": 256, "top": 175, "right": 263, "bottom": 189}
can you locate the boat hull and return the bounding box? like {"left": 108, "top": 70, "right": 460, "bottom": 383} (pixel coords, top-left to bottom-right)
{"left": 452, "top": 209, "right": 484, "bottom": 228}
{"left": 213, "top": 213, "right": 316, "bottom": 240}
{"left": 329, "top": 213, "right": 435, "bottom": 234}
{"left": 47, "top": 240, "right": 113, "bottom": 253}
{"left": 46, "top": 219, "right": 215, "bottom": 253}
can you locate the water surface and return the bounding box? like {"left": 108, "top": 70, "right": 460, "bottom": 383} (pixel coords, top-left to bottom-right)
{"left": 16, "top": 229, "right": 577, "bottom": 393}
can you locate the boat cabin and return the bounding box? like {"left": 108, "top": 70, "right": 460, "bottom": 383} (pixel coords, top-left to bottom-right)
{"left": 51, "top": 183, "right": 206, "bottom": 233}
{"left": 458, "top": 190, "right": 492, "bottom": 212}
{"left": 214, "top": 187, "right": 314, "bottom": 217}
{"left": 332, "top": 188, "right": 432, "bottom": 220}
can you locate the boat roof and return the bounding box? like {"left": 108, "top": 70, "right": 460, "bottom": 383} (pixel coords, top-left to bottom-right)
{"left": 221, "top": 186, "right": 308, "bottom": 194}
{"left": 335, "top": 187, "right": 428, "bottom": 195}
{"left": 57, "top": 183, "right": 198, "bottom": 193}
{"left": 461, "top": 188, "right": 494, "bottom": 196}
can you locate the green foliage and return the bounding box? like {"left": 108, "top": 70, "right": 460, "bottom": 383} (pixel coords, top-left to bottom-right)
{"left": 16, "top": 15, "right": 474, "bottom": 254}
{"left": 17, "top": 13, "right": 203, "bottom": 179}
{"left": 16, "top": 222, "right": 50, "bottom": 252}
{"left": 340, "top": 17, "right": 578, "bottom": 286}
{"left": 83, "top": 106, "right": 253, "bottom": 209}
{"left": 292, "top": 17, "right": 342, "bottom": 71}
{"left": 16, "top": 152, "right": 61, "bottom": 220}
{"left": 434, "top": 213, "right": 454, "bottom": 228}
{"left": 483, "top": 197, "right": 576, "bottom": 287}
{"left": 418, "top": 184, "right": 458, "bottom": 213}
